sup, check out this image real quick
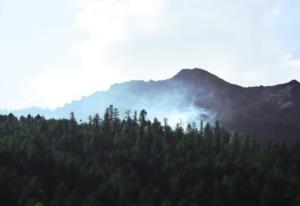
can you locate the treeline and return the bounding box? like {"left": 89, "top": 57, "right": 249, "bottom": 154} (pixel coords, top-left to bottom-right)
{"left": 0, "top": 105, "right": 300, "bottom": 206}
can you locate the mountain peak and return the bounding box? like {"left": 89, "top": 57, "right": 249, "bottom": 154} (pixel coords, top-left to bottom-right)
{"left": 172, "top": 68, "right": 218, "bottom": 80}
{"left": 175, "top": 68, "right": 211, "bottom": 76}
{"left": 172, "top": 68, "right": 230, "bottom": 87}
{"left": 287, "top": 79, "right": 299, "bottom": 85}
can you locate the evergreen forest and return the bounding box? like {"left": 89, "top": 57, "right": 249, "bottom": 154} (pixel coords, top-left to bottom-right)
{"left": 0, "top": 105, "right": 300, "bottom": 206}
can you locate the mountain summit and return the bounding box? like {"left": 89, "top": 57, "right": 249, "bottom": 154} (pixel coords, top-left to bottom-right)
{"left": 7, "top": 68, "right": 300, "bottom": 143}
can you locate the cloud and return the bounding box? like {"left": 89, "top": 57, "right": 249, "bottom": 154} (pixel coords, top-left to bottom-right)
{"left": 158, "top": 0, "right": 300, "bottom": 86}
{"left": 288, "top": 59, "right": 300, "bottom": 67}
{"left": 29, "top": 0, "right": 165, "bottom": 109}
{"left": 6, "top": 0, "right": 300, "bottom": 109}
{"left": 74, "top": 0, "right": 165, "bottom": 69}
{"left": 86, "top": 0, "right": 300, "bottom": 87}
{"left": 286, "top": 55, "right": 300, "bottom": 68}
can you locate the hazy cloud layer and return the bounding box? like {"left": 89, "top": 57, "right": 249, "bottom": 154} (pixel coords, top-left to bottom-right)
{"left": 0, "top": 0, "right": 299, "bottom": 109}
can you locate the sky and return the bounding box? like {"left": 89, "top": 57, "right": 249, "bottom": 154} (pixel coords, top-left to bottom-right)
{"left": 0, "top": 0, "right": 300, "bottom": 109}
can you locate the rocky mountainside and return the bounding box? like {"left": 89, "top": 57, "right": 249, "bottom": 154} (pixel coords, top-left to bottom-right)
{"left": 7, "top": 68, "right": 300, "bottom": 142}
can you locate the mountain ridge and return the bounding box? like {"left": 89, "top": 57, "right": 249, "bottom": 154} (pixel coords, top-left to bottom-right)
{"left": 2, "top": 68, "right": 300, "bottom": 142}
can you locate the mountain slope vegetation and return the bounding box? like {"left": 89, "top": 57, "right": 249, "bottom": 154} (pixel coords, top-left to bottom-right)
{"left": 0, "top": 106, "right": 300, "bottom": 206}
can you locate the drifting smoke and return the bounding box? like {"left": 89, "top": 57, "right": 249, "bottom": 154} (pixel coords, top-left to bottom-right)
{"left": 120, "top": 90, "right": 214, "bottom": 127}
{"left": 5, "top": 78, "right": 216, "bottom": 126}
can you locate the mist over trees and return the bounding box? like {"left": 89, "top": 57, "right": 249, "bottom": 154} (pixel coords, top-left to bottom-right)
{"left": 0, "top": 105, "right": 300, "bottom": 206}
{"left": 6, "top": 68, "right": 300, "bottom": 143}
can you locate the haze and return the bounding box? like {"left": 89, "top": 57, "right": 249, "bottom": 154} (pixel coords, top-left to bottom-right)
{"left": 0, "top": 0, "right": 300, "bottom": 109}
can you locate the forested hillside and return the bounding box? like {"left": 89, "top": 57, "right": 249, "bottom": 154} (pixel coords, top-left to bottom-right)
{"left": 0, "top": 105, "right": 300, "bottom": 206}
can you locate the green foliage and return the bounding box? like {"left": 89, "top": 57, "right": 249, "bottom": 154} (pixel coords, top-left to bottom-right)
{"left": 0, "top": 106, "right": 299, "bottom": 206}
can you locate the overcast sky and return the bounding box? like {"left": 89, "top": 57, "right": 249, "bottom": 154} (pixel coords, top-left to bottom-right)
{"left": 0, "top": 0, "right": 300, "bottom": 109}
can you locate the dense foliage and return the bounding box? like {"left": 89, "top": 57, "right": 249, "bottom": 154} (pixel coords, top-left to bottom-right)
{"left": 0, "top": 105, "right": 300, "bottom": 206}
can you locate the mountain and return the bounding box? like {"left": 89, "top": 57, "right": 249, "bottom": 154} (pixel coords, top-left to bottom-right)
{"left": 172, "top": 69, "right": 300, "bottom": 142}
{"left": 5, "top": 68, "right": 300, "bottom": 142}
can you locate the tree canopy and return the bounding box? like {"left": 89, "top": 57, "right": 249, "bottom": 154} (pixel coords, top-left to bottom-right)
{"left": 0, "top": 105, "right": 299, "bottom": 206}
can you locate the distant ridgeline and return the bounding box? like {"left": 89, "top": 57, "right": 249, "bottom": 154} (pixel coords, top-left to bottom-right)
{"left": 0, "top": 105, "right": 300, "bottom": 206}
{"left": 4, "top": 68, "right": 300, "bottom": 143}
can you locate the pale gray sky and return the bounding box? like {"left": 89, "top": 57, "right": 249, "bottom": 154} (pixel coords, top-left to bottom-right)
{"left": 0, "top": 0, "right": 300, "bottom": 109}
